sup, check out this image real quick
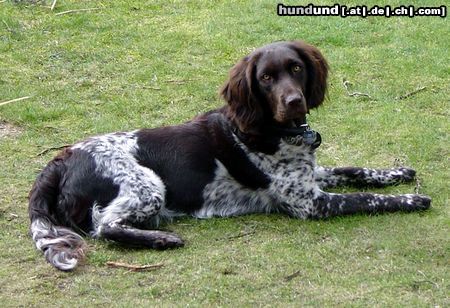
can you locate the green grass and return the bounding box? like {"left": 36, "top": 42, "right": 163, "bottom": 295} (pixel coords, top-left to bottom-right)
{"left": 0, "top": 0, "right": 448, "bottom": 306}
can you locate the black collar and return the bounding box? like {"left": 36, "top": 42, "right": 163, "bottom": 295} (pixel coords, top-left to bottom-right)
{"left": 269, "top": 123, "right": 311, "bottom": 137}
{"left": 268, "top": 118, "right": 321, "bottom": 148}
{"left": 269, "top": 114, "right": 309, "bottom": 137}
{"left": 231, "top": 119, "right": 321, "bottom": 150}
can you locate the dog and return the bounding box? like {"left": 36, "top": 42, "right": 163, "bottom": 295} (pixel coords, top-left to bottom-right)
{"left": 29, "top": 40, "right": 431, "bottom": 271}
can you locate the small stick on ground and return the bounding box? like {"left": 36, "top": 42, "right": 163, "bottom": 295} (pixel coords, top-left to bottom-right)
{"left": 393, "top": 157, "right": 409, "bottom": 168}
{"left": 415, "top": 177, "right": 422, "bottom": 194}
{"left": 55, "top": 8, "right": 101, "bottom": 16}
{"left": 165, "top": 78, "right": 199, "bottom": 85}
{"left": 2, "top": 20, "right": 11, "bottom": 32}
{"left": 37, "top": 144, "right": 71, "bottom": 156}
{"left": 397, "top": 86, "right": 427, "bottom": 100}
{"left": 416, "top": 270, "right": 440, "bottom": 288}
{"left": 217, "top": 230, "right": 256, "bottom": 241}
{"left": 50, "top": 0, "right": 57, "bottom": 10}
{"left": 0, "top": 96, "right": 31, "bottom": 107}
{"left": 7, "top": 213, "right": 19, "bottom": 221}
{"left": 284, "top": 270, "right": 302, "bottom": 282}
{"left": 342, "top": 78, "right": 372, "bottom": 98}
{"left": 142, "top": 86, "right": 162, "bottom": 90}
{"left": 106, "top": 261, "right": 164, "bottom": 272}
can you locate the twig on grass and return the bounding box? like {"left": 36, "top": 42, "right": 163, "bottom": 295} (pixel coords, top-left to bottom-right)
{"left": 55, "top": 8, "right": 101, "bottom": 16}
{"left": 227, "top": 230, "right": 256, "bottom": 240}
{"left": 412, "top": 280, "right": 440, "bottom": 289}
{"left": 36, "top": 144, "right": 71, "bottom": 156}
{"left": 393, "top": 157, "right": 406, "bottom": 168}
{"left": 0, "top": 96, "right": 31, "bottom": 107}
{"left": 217, "top": 230, "right": 256, "bottom": 241}
{"left": 165, "top": 78, "right": 199, "bottom": 85}
{"left": 397, "top": 86, "right": 427, "bottom": 100}
{"left": 142, "top": 86, "right": 162, "bottom": 90}
{"left": 2, "top": 19, "right": 11, "bottom": 32}
{"left": 50, "top": 0, "right": 57, "bottom": 10}
{"left": 106, "top": 261, "right": 164, "bottom": 272}
{"left": 7, "top": 213, "right": 19, "bottom": 221}
{"left": 284, "top": 270, "right": 302, "bottom": 282}
{"left": 414, "top": 177, "right": 422, "bottom": 194}
{"left": 342, "top": 78, "right": 372, "bottom": 99}
{"left": 416, "top": 270, "right": 439, "bottom": 288}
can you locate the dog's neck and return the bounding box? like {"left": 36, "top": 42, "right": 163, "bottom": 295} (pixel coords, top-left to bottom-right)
{"left": 234, "top": 114, "right": 321, "bottom": 150}
{"left": 269, "top": 117, "right": 310, "bottom": 137}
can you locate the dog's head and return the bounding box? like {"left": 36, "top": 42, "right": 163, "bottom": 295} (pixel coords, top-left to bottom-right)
{"left": 221, "top": 40, "right": 328, "bottom": 134}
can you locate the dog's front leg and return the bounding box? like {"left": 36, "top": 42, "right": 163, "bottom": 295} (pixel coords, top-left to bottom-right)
{"left": 314, "top": 166, "right": 417, "bottom": 189}
{"left": 311, "top": 191, "right": 431, "bottom": 218}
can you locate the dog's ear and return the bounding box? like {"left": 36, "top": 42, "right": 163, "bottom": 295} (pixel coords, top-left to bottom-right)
{"left": 221, "top": 54, "right": 263, "bottom": 134}
{"left": 289, "top": 41, "right": 328, "bottom": 109}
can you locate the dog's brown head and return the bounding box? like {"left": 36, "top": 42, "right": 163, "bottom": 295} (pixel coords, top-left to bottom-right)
{"left": 221, "top": 40, "right": 328, "bottom": 134}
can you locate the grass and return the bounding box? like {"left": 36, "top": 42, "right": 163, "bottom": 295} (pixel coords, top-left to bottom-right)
{"left": 0, "top": 0, "right": 448, "bottom": 306}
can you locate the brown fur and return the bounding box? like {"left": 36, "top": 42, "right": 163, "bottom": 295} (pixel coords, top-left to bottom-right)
{"left": 221, "top": 40, "right": 328, "bottom": 134}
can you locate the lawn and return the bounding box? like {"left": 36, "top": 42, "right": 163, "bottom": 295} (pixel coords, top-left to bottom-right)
{"left": 0, "top": 0, "right": 448, "bottom": 306}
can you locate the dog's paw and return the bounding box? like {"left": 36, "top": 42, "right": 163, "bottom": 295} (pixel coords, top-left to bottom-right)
{"left": 397, "top": 167, "right": 416, "bottom": 181}
{"left": 402, "top": 194, "right": 431, "bottom": 211}
{"left": 151, "top": 231, "right": 185, "bottom": 250}
{"left": 388, "top": 167, "right": 416, "bottom": 183}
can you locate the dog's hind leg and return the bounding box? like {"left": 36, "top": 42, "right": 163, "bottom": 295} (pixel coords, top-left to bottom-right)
{"left": 72, "top": 132, "right": 183, "bottom": 248}
{"left": 98, "top": 222, "right": 184, "bottom": 249}
{"left": 92, "top": 181, "right": 184, "bottom": 249}
{"left": 314, "top": 166, "right": 416, "bottom": 189}
{"left": 91, "top": 164, "right": 184, "bottom": 249}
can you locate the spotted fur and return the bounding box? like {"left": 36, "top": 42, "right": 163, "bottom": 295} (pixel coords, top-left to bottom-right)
{"left": 28, "top": 40, "right": 431, "bottom": 271}
{"left": 30, "top": 218, "right": 86, "bottom": 270}
{"left": 314, "top": 166, "right": 417, "bottom": 189}
{"left": 72, "top": 132, "right": 166, "bottom": 235}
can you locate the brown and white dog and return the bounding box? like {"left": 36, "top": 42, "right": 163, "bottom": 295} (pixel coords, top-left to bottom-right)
{"left": 29, "top": 41, "right": 431, "bottom": 271}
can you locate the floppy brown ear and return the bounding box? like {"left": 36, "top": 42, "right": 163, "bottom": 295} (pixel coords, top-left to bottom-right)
{"left": 221, "top": 54, "right": 263, "bottom": 134}
{"left": 289, "top": 41, "right": 329, "bottom": 109}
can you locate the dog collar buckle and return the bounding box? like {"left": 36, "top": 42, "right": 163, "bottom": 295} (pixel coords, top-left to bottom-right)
{"left": 283, "top": 124, "right": 320, "bottom": 148}
{"left": 301, "top": 124, "right": 316, "bottom": 145}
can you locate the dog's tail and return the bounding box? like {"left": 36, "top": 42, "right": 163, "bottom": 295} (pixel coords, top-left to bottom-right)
{"left": 29, "top": 155, "right": 86, "bottom": 271}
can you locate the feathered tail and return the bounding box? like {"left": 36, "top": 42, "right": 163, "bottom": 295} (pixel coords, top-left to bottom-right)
{"left": 29, "top": 155, "right": 86, "bottom": 271}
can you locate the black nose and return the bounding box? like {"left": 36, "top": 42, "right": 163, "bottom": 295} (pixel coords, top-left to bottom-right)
{"left": 285, "top": 94, "right": 303, "bottom": 106}
{"left": 285, "top": 94, "right": 307, "bottom": 112}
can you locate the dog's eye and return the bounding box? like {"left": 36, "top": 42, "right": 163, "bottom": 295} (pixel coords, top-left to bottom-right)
{"left": 292, "top": 65, "right": 301, "bottom": 73}
{"left": 261, "top": 74, "right": 272, "bottom": 81}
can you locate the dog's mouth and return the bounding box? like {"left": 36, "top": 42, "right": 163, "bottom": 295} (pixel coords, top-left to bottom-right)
{"left": 273, "top": 105, "right": 308, "bottom": 126}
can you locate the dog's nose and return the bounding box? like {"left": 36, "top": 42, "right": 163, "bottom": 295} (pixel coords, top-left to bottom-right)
{"left": 285, "top": 94, "right": 307, "bottom": 112}
{"left": 285, "top": 94, "right": 303, "bottom": 106}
